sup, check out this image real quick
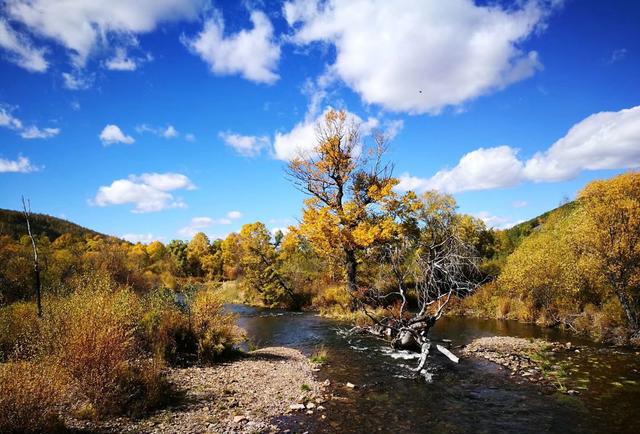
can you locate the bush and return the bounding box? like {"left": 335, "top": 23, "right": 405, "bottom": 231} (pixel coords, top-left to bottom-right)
{"left": 0, "top": 301, "right": 40, "bottom": 360}
{"left": 140, "top": 288, "right": 195, "bottom": 365}
{"left": 191, "top": 289, "right": 242, "bottom": 362}
{"left": 0, "top": 361, "right": 69, "bottom": 433}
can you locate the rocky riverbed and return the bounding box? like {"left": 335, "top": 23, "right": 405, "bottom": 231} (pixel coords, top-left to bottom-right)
{"left": 67, "top": 347, "right": 329, "bottom": 434}
{"left": 462, "top": 336, "right": 579, "bottom": 392}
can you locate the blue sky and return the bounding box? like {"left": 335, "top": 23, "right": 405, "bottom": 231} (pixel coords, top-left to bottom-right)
{"left": 0, "top": 0, "right": 639, "bottom": 243}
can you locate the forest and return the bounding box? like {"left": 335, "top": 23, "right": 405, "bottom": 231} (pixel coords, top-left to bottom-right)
{"left": 1, "top": 110, "right": 639, "bottom": 433}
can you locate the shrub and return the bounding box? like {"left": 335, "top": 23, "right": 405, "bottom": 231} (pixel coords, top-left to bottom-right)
{"left": 140, "top": 288, "right": 196, "bottom": 365}
{"left": 191, "top": 290, "right": 242, "bottom": 362}
{"left": 0, "top": 301, "right": 40, "bottom": 360}
{"left": 0, "top": 361, "right": 69, "bottom": 433}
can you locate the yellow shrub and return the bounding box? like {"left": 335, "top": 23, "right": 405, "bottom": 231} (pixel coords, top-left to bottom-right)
{"left": 191, "top": 290, "right": 242, "bottom": 362}
{"left": 0, "top": 301, "right": 40, "bottom": 360}
{"left": 0, "top": 361, "right": 69, "bottom": 433}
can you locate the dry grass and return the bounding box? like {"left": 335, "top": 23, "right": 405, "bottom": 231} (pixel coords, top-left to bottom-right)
{"left": 0, "top": 361, "right": 69, "bottom": 433}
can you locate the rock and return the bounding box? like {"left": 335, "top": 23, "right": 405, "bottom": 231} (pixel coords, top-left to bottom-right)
{"left": 346, "top": 382, "right": 356, "bottom": 389}
{"left": 567, "top": 389, "right": 580, "bottom": 395}
{"left": 306, "top": 410, "right": 314, "bottom": 415}
{"left": 306, "top": 402, "right": 316, "bottom": 409}
{"left": 289, "top": 403, "right": 306, "bottom": 411}
{"left": 317, "top": 405, "right": 325, "bottom": 411}
{"left": 233, "top": 416, "right": 247, "bottom": 423}
{"left": 323, "top": 379, "right": 331, "bottom": 386}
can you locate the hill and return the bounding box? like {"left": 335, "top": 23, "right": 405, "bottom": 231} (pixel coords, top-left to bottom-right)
{"left": 0, "top": 208, "right": 111, "bottom": 241}
{"left": 496, "top": 201, "right": 577, "bottom": 256}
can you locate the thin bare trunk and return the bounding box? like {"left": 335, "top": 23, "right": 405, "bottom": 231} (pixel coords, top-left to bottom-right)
{"left": 22, "top": 196, "right": 42, "bottom": 317}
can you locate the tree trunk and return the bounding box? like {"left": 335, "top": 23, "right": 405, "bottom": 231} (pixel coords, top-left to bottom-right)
{"left": 345, "top": 248, "right": 357, "bottom": 292}
{"left": 616, "top": 288, "right": 638, "bottom": 332}
{"left": 34, "top": 262, "right": 42, "bottom": 317}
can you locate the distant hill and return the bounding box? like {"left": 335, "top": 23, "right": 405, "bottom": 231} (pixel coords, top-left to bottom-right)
{"left": 499, "top": 201, "right": 577, "bottom": 254}
{"left": 0, "top": 208, "right": 112, "bottom": 241}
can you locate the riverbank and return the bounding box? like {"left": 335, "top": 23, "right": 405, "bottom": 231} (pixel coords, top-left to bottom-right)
{"left": 67, "top": 347, "right": 328, "bottom": 434}
{"left": 462, "top": 336, "right": 580, "bottom": 392}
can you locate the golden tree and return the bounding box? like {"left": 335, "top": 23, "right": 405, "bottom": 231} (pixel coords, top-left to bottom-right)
{"left": 287, "top": 109, "right": 397, "bottom": 295}
{"left": 578, "top": 171, "right": 640, "bottom": 334}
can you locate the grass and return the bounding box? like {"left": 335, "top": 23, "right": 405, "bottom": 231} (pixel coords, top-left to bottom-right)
{"left": 300, "top": 383, "right": 311, "bottom": 392}
{"left": 310, "top": 345, "right": 329, "bottom": 365}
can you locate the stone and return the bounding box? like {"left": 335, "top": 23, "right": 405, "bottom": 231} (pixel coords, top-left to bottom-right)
{"left": 233, "top": 416, "right": 247, "bottom": 423}
{"left": 346, "top": 382, "right": 356, "bottom": 389}
{"left": 289, "top": 403, "right": 306, "bottom": 411}
{"left": 306, "top": 402, "right": 316, "bottom": 409}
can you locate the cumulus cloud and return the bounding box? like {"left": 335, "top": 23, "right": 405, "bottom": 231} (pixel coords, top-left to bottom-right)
{"left": 122, "top": 233, "right": 160, "bottom": 243}
{"left": 399, "top": 105, "right": 640, "bottom": 194}
{"left": 0, "top": 155, "right": 40, "bottom": 173}
{"left": 226, "top": 210, "right": 242, "bottom": 220}
{"left": 220, "top": 131, "right": 270, "bottom": 157}
{"left": 20, "top": 126, "right": 60, "bottom": 139}
{"left": 474, "top": 211, "right": 524, "bottom": 230}
{"left": 4, "top": 0, "right": 206, "bottom": 67}
{"left": 398, "top": 146, "right": 524, "bottom": 194}
{"left": 105, "top": 48, "right": 140, "bottom": 71}
{"left": 0, "top": 18, "right": 48, "bottom": 72}
{"left": 62, "top": 71, "right": 92, "bottom": 90}
{"left": 273, "top": 107, "right": 381, "bottom": 161}
{"left": 523, "top": 105, "right": 640, "bottom": 182}
{"left": 0, "top": 107, "right": 23, "bottom": 130}
{"left": 100, "top": 124, "right": 135, "bottom": 145}
{"left": 184, "top": 10, "right": 281, "bottom": 84}
{"left": 178, "top": 211, "right": 242, "bottom": 237}
{"left": 284, "top": 0, "right": 555, "bottom": 114}
{"left": 137, "top": 124, "right": 180, "bottom": 139}
{"left": 1, "top": 106, "right": 59, "bottom": 139}
{"left": 93, "top": 172, "right": 194, "bottom": 213}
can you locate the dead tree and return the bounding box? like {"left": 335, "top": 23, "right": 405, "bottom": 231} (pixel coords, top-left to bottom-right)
{"left": 22, "top": 196, "right": 42, "bottom": 317}
{"left": 360, "top": 219, "right": 479, "bottom": 369}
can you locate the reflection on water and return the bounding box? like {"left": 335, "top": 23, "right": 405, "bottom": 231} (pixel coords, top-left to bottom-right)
{"left": 228, "top": 304, "right": 640, "bottom": 434}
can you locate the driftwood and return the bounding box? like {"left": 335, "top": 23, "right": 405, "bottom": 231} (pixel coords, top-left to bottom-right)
{"left": 436, "top": 344, "right": 459, "bottom": 363}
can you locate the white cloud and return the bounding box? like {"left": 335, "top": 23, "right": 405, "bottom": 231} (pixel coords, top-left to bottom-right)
{"left": 524, "top": 105, "right": 640, "bottom": 182}
{"left": 0, "top": 18, "right": 48, "bottom": 72}
{"left": 227, "top": 210, "right": 242, "bottom": 219}
{"left": 5, "top": 0, "right": 206, "bottom": 67}
{"left": 273, "top": 106, "right": 380, "bottom": 161}
{"left": 0, "top": 155, "right": 40, "bottom": 173}
{"left": 284, "top": 0, "right": 555, "bottom": 114}
{"left": 136, "top": 124, "right": 180, "bottom": 139}
{"left": 20, "top": 126, "right": 60, "bottom": 139}
{"left": 184, "top": 10, "right": 281, "bottom": 84}
{"left": 474, "top": 211, "right": 524, "bottom": 230}
{"left": 100, "top": 124, "right": 135, "bottom": 145}
{"left": 399, "top": 105, "right": 640, "bottom": 194}
{"left": 163, "top": 125, "right": 178, "bottom": 138}
{"left": 93, "top": 172, "right": 194, "bottom": 213}
{"left": 62, "top": 71, "right": 92, "bottom": 90}
{"left": 219, "top": 131, "right": 270, "bottom": 157}
{"left": 122, "top": 233, "right": 161, "bottom": 244}
{"left": 608, "top": 48, "right": 627, "bottom": 64}
{"left": 178, "top": 212, "right": 240, "bottom": 237}
{"left": 105, "top": 48, "right": 138, "bottom": 71}
{"left": 1, "top": 106, "right": 59, "bottom": 139}
{"left": 0, "top": 107, "right": 23, "bottom": 130}
{"left": 398, "top": 146, "right": 524, "bottom": 194}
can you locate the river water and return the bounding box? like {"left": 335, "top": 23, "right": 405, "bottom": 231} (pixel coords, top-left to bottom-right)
{"left": 228, "top": 304, "right": 640, "bottom": 434}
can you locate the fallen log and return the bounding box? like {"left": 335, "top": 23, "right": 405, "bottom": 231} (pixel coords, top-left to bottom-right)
{"left": 436, "top": 344, "right": 459, "bottom": 363}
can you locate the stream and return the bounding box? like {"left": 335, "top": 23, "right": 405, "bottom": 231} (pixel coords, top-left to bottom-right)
{"left": 229, "top": 304, "right": 640, "bottom": 434}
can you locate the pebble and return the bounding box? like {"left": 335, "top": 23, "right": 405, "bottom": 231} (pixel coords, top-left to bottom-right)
{"left": 289, "top": 403, "right": 306, "bottom": 411}
{"left": 346, "top": 382, "right": 356, "bottom": 389}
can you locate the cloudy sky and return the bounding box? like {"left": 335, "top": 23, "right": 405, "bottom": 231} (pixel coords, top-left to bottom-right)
{"left": 0, "top": 0, "right": 639, "bottom": 242}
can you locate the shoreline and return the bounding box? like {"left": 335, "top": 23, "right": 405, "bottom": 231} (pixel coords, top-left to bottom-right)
{"left": 67, "top": 347, "right": 329, "bottom": 434}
